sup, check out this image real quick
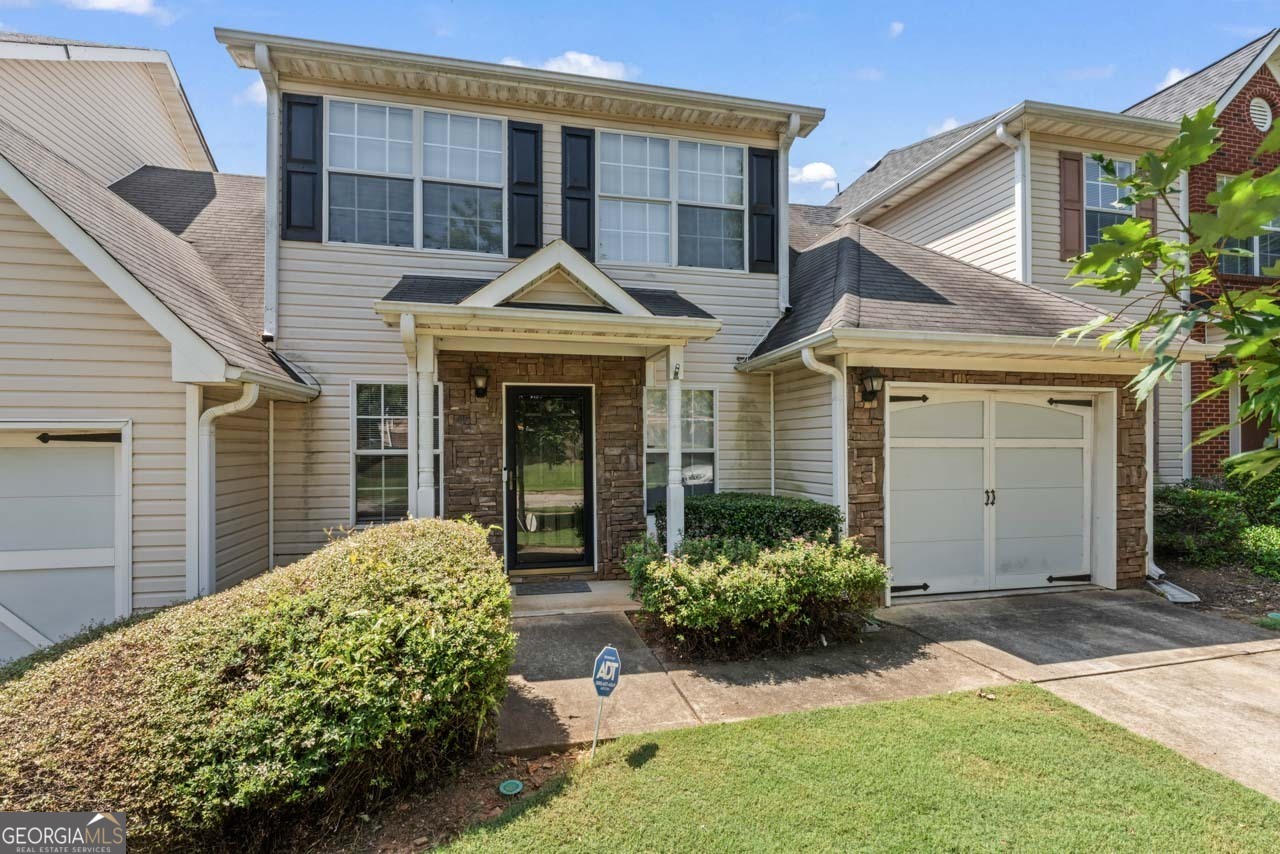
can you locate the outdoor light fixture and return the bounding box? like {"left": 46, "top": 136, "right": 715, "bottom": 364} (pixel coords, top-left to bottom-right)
{"left": 472, "top": 366, "right": 489, "bottom": 399}
{"left": 860, "top": 367, "right": 885, "bottom": 402}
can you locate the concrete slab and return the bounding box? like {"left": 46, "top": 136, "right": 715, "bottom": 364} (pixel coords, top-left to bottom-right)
{"left": 1046, "top": 651, "right": 1280, "bottom": 801}
{"left": 883, "top": 589, "right": 1280, "bottom": 682}
{"left": 511, "top": 580, "right": 635, "bottom": 618}
{"left": 664, "top": 625, "right": 1011, "bottom": 724}
{"left": 496, "top": 612, "right": 698, "bottom": 754}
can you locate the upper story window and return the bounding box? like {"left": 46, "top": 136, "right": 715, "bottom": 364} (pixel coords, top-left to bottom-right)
{"left": 1084, "top": 158, "right": 1134, "bottom": 249}
{"left": 325, "top": 98, "right": 505, "bottom": 255}
{"left": 597, "top": 131, "right": 746, "bottom": 271}
{"left": 1216, "top": 175, "right": 1280, "bottom": 276}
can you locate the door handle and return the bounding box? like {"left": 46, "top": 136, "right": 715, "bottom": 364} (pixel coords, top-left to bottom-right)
{"left": 990, "top": 489, "right": 996, "bottom": 506}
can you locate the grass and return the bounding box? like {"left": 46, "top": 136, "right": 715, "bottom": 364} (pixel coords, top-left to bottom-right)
{"left": 1256, "top": 615, "right": 1280, "bottom": 631}
{"left": 450, "top": 685, "right": 1279, "bottom": 852}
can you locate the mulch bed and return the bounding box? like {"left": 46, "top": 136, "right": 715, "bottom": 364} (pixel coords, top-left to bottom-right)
{"left": 308, "top": 747, "right": 578, "bottom": 853}
{"left": 1160, "top": 559, "right": 1280, "bottom": 625}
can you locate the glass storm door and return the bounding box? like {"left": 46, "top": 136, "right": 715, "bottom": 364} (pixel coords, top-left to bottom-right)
{"left": 505, "top": 386, "right": 594, "bottom": 571}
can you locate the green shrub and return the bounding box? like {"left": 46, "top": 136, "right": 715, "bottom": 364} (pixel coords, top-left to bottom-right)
{"left": 627, "top": 535, "right": 886, "bottom": 658}
{"left": 653, "top": 492, "right": 843, "bottom": 547}
{"left": 1227, "top": 469, "right": 1280, "bottom": 526}
{"left": 1240, "top": 525, "right": 1280, "bottom": 580}
{"left": 1153, "top": 483, "right": 1248, "bottom": 565}
{"left": 0, "top": 519, "right": 514, "bottom": 851}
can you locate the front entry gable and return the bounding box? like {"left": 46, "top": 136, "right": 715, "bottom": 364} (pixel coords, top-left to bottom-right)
{"left": 462, "top": 240, "right": 649, "bottom": 316}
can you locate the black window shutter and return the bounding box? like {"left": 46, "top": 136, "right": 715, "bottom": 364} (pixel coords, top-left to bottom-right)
{"left": 748, "top": 147, "right": 778, "bottom": 274}
{"left": 507, "top": 121, "right": 543, "bottom": 258}
{"left": 282, "top": 94, "right": 323, "bottom": 242}
{"left": 562, "top": 127, "right": 595, "bottom": 260}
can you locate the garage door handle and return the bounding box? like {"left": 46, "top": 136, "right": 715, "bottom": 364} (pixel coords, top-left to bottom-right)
{"left": 983, "top": 489, "right": 993, "bottom": 506}
{"left": 990, "top": 490, "right": 996, "bottom": 506}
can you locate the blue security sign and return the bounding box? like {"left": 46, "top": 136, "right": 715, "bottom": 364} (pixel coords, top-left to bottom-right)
{"left": 592, "top": 645, "right": 621, "bottom": 697}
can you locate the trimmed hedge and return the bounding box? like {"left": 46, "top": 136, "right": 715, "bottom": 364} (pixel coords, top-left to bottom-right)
{"left": 654, "top": 492, "right": 843, "bottom": 547}
{"left": 625, "top": 535, "right": 886, "bottom": 658}
{"left": 1153, "top": 483, "right": 1248, "bottom": 565}
{"left": 0, "top": 519, "right": 514, "bottom": 851}
{"left": 1240, "top": 525, "right": 1280, "bottom": 580}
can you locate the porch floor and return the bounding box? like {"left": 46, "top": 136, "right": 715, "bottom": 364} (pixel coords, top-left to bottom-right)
{"left": 510, "top": 580, "right": 634, "bottom": 618}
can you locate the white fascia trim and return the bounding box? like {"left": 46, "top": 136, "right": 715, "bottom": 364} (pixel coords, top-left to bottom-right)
{"left": 0, "top": 152, "right": 227, "bottom": 383}
{"left": 1215, "top": 31, "right": 1280, "bottom": 118}
{"left": 461, "top": 240, "right": 651, "bottom": 316}
{"left": 224, "top": 366, "right": 319, "bottom": 402}
{"left": 378, "top": 300, "right": 721, "bottom": 340}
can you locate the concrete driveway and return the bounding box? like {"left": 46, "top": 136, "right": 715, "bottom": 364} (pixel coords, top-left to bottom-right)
{"left": 497, "top": 589, "right": 1280, "bottom": 801}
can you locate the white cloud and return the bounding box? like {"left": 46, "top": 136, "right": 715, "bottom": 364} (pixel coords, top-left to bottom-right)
{"left": 927, "top": 116, "right": 960, "bottom": 136}
{"left": 852, "top": 67, "right": 883, "bottom": 82}
{"left": 1161, "top": 67, "right": 1191, "bottom": 89}
{"left": 789, "top": 161, "right": 838, "bottom": 192}
{"left": 888, "top": 21, "right": 905, "bottom": 38}
{"left": 233, "top": 78, "right": 266, "bottom": 107}
{"left": 501, "top": 51, "right": 637, "bottom": 81}
{"left": 60, "top": 0, "right": 171, "bottom": 22}
{"left": 1064, "top": 64, "right": 1115, "bottom": 81}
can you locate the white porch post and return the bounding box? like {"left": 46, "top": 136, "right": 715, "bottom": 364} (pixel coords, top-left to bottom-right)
{"left": 416, "top": 333, "right": 437, "bottom": 518}
{"left": 665, "top": 344, "right": 685, "bottom": 553}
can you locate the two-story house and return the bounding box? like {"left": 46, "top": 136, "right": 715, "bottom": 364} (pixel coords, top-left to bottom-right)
{"left": 0, "top": 27, "right": 1208, "bottom": 662}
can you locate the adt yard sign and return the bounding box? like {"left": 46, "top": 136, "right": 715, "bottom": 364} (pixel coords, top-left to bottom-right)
{"left": 593, "top": 645, "right": 621, "bottom": 697}
{"left": 590, "top": 645, "right": 621, "bottom": 759}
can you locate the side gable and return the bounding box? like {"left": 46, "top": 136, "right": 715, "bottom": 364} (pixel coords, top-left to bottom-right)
{"left": 1124, "top": 30, "right": 1280, "bottom": 122}
{"left": 462, "top": 240, "right": 651, "bottom": 316}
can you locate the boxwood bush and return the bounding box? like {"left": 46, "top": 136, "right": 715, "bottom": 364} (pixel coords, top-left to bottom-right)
{"left": 653, "top": 492, "right": 843, "bottom": 546}
{"left": 625, "top": 535, "right": 886, "bottom": 658}
{"left": 1227, "top": 469, "right": 1280, "bottom": 526}
{"left": 1240, "top": 525, "right": 1280, "bottom": 580}
{"left": 1153, "top": 483, "right": 1248, "bottom": 565}
{"left": 0, "top": 519, "right": 514, "bottom": 852}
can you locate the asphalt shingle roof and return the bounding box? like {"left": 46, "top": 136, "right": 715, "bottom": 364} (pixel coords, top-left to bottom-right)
{"left": 0, "top": 117, "right": 289, "bottom": 381}
{"left": 1124, "top": 30, "right": 1278, "bottom": 122}
{"left": 789, "top": 203, "right": 841, "bottom": 253}
{"left": 384, "top": 275, "right": 716, "bottom": 320}
{"left": 753, "top": 222, "right": 1113, "bottom": 357}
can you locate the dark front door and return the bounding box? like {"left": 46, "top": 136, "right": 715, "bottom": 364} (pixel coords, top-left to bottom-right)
{"left": 505, "top": 386, "right": 594, "bottom": 571}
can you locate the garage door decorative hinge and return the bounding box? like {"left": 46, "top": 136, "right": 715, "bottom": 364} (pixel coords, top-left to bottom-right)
{"left": 1046, "top": 573, "right": 1091, "bottom": 583}
{"left": 36, "top": 432, "right": 122, "bottom": 444}
{"left": 1047, "top": 398, "right": 1092, "bottom": 407}
{"left": 889, "top": 394, "right": 929, "bottom": 403}
{"left": 890, "top": 582, "right": 930, "bottom": 593}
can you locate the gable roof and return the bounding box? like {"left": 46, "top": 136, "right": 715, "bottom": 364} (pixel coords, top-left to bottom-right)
{"left": 829, "top": 115, "right": 996, "bottom": 216}
{"left": 383, "top": 275, "right": 715, "bottom": 319}
{"left": 752, "top": 222, "right": 1113, "bottom": 358}
{"left": 0, "top": 116, "right": 291, "bottom": 383}
{"left": 1124, "top": 30, "right": 1280, "bottom": 122}
{"left": 789, "top": 203, "right": 841, "bottom": 253}
{"left": 110, "top": 166, "right": 266, "bottom": 331}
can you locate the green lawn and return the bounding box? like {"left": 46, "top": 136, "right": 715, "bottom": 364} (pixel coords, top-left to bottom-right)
{"left": 452, "top": 685, "right": 1279, "bottom": 852}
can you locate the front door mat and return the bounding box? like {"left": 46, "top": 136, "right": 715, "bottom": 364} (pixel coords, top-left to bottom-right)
{"left": 515, "top": 581, "right": 592, "bottom": 596}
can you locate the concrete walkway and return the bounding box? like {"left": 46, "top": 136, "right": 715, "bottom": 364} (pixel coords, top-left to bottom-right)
{"left": 496, "top": 588, "right": 1280, "bottom": 801}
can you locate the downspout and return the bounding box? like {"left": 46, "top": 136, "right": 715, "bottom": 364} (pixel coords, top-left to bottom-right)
{"left": 800, "top": 347, "right": 848, "bottom": 536}
{"left": 198, "top": 383, "right": 260, "bottom": 596}
{"left": 255, "top": 43, "right": 281, "bottom": 344}
{"left": 777, "top": 113, "right": 800, "bottom": 312}
{"left": 267, "top": 399, "right": 275, "bottom": 570}
{"left": 995, "top": 122, "right": 1029, "bottom": 283}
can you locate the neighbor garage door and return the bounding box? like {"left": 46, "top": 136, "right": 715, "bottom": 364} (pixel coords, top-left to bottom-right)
{"left": 887, "top": 390, "right": 1091, "bottom": 597}
{"left": 0, "top": 437, "right": 122, "bottom": 662}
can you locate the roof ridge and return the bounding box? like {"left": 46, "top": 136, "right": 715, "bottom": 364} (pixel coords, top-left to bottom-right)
{"left": 1123, "top": 29, "right": 1279, "bottom": 114}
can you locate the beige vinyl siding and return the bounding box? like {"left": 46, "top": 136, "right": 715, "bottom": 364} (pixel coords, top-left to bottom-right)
{"left": 0, "top": 191, "right": 188, "bottom": 609}
{"left": 207, "top": 389, "right": 270, "bottom": 590}
{"left": 771, "top": 361, "right": 834, "bottom": 502}
{"left": 1028, "top": 134, "right": 1186, "bottom": 481}
{"left": 508, "top": 272, "right": 603, "bottom": 307}
{"left": 0, "top": 58, "right": 197, "bottom": 185}
{"left": 867, "top": 148, "right": 1018, "bottom": 278}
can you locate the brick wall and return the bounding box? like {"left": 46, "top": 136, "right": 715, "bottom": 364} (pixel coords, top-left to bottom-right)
{"left": 1185, "top": 66, "right": 1280, "bottom": 475}
{"left": 846, "top": 369, "right": 1149, "bottom": 589}
{"left": 436, "top": 352, "right": 645, "bottom": 579}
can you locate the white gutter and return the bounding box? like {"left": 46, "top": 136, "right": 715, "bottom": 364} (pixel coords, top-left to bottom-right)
{"left": 197, "top": 382, "right": 260, "bottom": 596}
{"left": 995, "top": 122, "right": 1032, "bottom": 283}
{"left": 778, "top": 112, "right": 800, "bottom": 311}
{"left": 254, "top": 43, "right": 281, "bottom": 344}
{"left": 800, "top": 347, "right": 848, "bottom": 536}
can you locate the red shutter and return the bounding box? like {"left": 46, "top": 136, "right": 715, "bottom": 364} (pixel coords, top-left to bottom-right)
{"left": 1136, "top": 196, "right": 1157, "bottom": 235}
{"left": 1059, "top": 151, "right": 1084, "bottom": 260}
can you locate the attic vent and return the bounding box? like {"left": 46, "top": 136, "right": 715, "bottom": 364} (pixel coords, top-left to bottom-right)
{"left": 1250, "top": 97, "right": 1273, "bottom": 133}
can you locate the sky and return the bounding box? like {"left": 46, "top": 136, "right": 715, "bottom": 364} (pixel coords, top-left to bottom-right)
{"left": 3, "top": 0, "right": 1278, "bottom": 204}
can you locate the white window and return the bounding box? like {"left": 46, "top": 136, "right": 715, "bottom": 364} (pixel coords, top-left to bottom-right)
{"left": 352, "top": 382, "right": 443, "bottom": 524}
{"left": 1217, "top": 174, "right": 1280, "bottom": 276}
{"left": 597, "top": 132, "right": 747, "bottom": 271}
{"left": 1084, "top": 158, "right": 1134, "bottom": 249}
{"left": 643, "top": 388, "right": 716, "bottom": 513}
{"left": 325, "top": 98, "right": 505, "bottom": 254}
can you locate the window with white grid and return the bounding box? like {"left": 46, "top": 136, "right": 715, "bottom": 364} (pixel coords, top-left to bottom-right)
{"left": 1084, "top": 158, "right": 1134, "bottom": 249}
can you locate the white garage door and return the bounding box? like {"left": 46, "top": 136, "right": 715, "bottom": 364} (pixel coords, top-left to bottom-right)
{"left": 0, "top": 439, "right": 122, "bottom": 662}
{"left": 888, "top": 390, "right": 1091, "bottom": 597}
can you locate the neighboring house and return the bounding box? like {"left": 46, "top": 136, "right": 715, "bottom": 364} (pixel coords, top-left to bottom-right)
{"left": 0, "top": 27, "right": 1215, "bottom": 663}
